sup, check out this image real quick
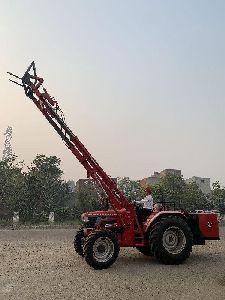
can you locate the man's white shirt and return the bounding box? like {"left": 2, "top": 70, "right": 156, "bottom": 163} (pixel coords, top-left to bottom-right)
{"left": 137, "top": 195, "right": 153, "bottom": 209}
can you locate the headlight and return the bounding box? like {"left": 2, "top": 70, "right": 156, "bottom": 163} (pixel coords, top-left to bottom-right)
{"left": 81, "top": 215, "right": 89, "bottom": 223}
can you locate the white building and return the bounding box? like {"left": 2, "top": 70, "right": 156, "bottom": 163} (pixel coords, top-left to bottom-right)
{"left": 185, "top": 176, "right": 211, "bottom": 195}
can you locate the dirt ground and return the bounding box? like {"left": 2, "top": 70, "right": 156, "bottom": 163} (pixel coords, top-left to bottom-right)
{"left": 0, "top": 227, "right": 224, "bottom": 300}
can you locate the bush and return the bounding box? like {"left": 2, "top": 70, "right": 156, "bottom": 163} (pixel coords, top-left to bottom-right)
{"left": 54, "top": 207, "right": 76, "bottom": 222}
{"left": 30, "top": 211, "right": 49, "bottom": 224}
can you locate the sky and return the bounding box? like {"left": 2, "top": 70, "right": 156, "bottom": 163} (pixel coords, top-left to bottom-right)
{"left": 0, "top": 0, "right": 225, "bottom": 185}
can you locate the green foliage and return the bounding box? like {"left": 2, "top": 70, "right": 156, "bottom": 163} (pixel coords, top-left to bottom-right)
{"left": 54, "top": 207, "right": 75, "bottom": 222}
{"left": 1, "top": 152, "right": 225, "bottom": 223}
{"left": 155, "top": 174, "right": 186, "bottom": 208}
{"left": 74, "top": 180, "right": 102, "bottom": 214}
{"left": 107, "top": 176, "right": 225, "bottom": 215}
{"left": 0, "top": 156, "right": 25, "bottom": 219}
{"left": 152, "top": 174, "right": 209, "bottom": 211}
{"left": 117, "top": 177, "right": 144, "bottom": 201}
{"left": 0, "top": 154, "right": 75, "bottom": 223}
{"left": 209, "top": 181, "right": 225, "bottom": 214}
{"left": 184, "top": 182, "right": 210, "bottom": 211}
{"left": 117, "top": 175, "right": 211, "bottom": 212}
{"left": 20, "top": 154, "right": 74, "bottom": 222}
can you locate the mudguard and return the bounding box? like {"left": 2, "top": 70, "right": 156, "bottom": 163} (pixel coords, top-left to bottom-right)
{"left": 197, "top": 213, "right": 220, "bottom": 239}
{"left": 144, "top": 211, "right": 220, "bottom": 241}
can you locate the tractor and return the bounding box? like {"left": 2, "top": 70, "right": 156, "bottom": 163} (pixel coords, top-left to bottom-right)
{"left": 8, "top": 62, "right": 220, "bottom": 269}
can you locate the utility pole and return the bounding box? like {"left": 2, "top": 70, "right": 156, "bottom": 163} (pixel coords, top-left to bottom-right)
{"left": 2, "top": 126, "right": 13, "bottom": 161}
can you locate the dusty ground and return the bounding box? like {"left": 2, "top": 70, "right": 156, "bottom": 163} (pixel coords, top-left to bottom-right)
{"left": 0, "top": 227, "right": 224, "bottom": 300}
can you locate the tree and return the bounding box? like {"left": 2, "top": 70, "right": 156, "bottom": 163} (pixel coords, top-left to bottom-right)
{"left": 159, "top": 174, "right": 186, "bottom": 209}
{"left": 209, "top": 181, "right": 225, "bottom": 214}
{"left": 0, "top": 156, "right": 25, "bottom": 219}
{"left": 74, "top": 177, "right": 145, "bottom": 216}
{"left": 21, "top": 154, "right": 74, "bottom": 222}
{"left": 117, "top": 177, "right": 144, "bottom": 201}
{"left": 74, "top": 180, "right": 102, "bottom": 215}
{"left": 151, "top": 174, "right": 209, "bottom": 211}
{"left": 184, "top": 182, "right": 209, "bottom": 211}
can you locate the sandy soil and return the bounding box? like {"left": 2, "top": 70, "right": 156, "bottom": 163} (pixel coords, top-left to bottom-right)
{"left": 0, "top": 227, "right": 224, "bottom": 300}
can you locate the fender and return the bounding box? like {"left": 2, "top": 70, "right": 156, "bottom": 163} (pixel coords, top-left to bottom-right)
{"left": 143, "top": 211, "right": 187, "bottom": 233}
{"left": 197, "top": 213, "right": 220, "bottom": 239}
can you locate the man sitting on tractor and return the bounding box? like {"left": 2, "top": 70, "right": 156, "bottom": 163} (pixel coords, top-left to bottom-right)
{"left": 135, "top": 187, "right": 153, "bottom": 221}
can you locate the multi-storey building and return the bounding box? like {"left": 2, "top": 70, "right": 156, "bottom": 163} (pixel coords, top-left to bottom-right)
{"left": 140, "top": 169, "right": 182, "bottom": 188}
{"left": 185, "top": 176, "right": 211, "bottom": 195}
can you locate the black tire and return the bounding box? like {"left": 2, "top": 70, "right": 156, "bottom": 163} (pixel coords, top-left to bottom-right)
{"left": 149, "top": 216, "right": 193, "bottom": 265}
{"left": 136, "top": 246, "right": 153, "bottom": 256}
{"left": 74, "top": 227, "right": 84, "bottom": 257}
{"left": 83, "top": 230, "right": 120, "bottom": 270}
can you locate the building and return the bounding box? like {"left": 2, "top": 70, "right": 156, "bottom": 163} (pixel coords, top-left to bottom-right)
{"left": 185, "top": 176, "right": 211, "bottom": 195}
{"left": 140, "top": 172, "right": 161, "bottom": 188}
{"left": 159, "top": 169, "right": 181, "bottom": 177}
{"left": 140, "top": 169, "right": 182, "bottom": 188}
{"left": 75, "top": 179, "right": 90, "bottom": 193}
{"left": 67, "top": 180, "right": 76, "bottom": 192}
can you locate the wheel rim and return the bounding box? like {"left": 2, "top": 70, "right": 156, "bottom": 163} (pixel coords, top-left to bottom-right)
{"left": 162, "top": 226, "right": 186, "bottom": 254}
{"left": 93, "top": 237, "right": 114, "bottom": 263}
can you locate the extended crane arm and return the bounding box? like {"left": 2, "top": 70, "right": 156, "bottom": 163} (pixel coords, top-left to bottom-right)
{"left": 8, "top": 62, "right": 135, "bottom": 223}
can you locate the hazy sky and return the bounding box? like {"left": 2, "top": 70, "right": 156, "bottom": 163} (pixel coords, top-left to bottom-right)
{"left": 0, "top": 0, "right": 225, "bottom": 185}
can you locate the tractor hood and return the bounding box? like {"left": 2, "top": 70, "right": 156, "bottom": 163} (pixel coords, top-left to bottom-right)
{"left": 81, "top": 210, "right": 117, "bottom": 227}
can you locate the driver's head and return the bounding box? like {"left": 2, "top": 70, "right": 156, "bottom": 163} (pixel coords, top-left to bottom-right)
{"left": 145, "top": 187, "right": 152, "bottom": 195}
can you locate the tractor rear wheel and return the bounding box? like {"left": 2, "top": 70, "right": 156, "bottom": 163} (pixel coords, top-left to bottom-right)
{"left": 149, "top": 216, "right": 193, "bottom": 265}
{"left": 84, "top": 230, "right": 120, "bottom": 269}
{"left": 74, "top": 227, "right": 84, "bottom": 257}
{"left": 136, "top": 246, "right": 153, "bottom": 256}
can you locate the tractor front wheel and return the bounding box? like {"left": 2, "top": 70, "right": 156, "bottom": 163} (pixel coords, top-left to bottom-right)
{"left": 74, "top": 227, "right": 85, "bottom": 257}
{"left": 84, "top": 230, "right": 120, "bottom": 269}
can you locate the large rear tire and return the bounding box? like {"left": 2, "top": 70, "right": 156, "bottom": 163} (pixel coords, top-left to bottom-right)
{"left": 74, "top": 227, "right": 84, "bottom": 257}
{"left": 84, "top": 230, "right": 120, "bottom": 270}
{"left": 149, "top": 216, "right": 193, "bottom": 265}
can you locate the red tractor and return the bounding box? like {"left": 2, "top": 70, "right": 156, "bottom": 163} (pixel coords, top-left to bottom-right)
{"left": 8, "top": 62, "right": 220, "bottom": 269}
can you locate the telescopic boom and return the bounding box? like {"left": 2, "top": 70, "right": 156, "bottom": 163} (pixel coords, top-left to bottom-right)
{"left": 8, "top": 62, "right": 135, "bottom": 225}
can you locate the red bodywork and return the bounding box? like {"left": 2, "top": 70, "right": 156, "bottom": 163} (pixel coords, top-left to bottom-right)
{"left": 197, "top": 212, "right": 219, "bottom": 239}
{"left": 82, "top": 209, "right": 220, "bottom": 246}
{"left": 8, "top": 62, "right": 220, "bottom": 247}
